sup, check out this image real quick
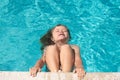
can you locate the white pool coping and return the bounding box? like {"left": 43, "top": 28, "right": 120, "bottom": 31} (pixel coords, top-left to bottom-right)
{"left": 0, "top": 71, "right": 120, "bottom": 80}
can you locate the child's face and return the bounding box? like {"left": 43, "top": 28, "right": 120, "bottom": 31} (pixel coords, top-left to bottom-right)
{"left": 51, "top": 26, "right": 69, "bottom": 43}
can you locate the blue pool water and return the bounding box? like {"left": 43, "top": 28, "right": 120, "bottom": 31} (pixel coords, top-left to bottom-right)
{"left": 0, "top": 0, "right": 120, "bottom": 72}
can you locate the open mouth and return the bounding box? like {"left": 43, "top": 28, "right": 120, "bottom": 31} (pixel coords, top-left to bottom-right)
{"left": 59, "top": 34, "right": 65, "bottom": 36}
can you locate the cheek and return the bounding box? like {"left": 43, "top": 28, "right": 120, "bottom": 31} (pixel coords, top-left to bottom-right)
{"left": 66, "top": 34, "right": 70, "bottom": 40}
{"left": 52, "top": 33, "right": 58, "bottom": 39}
{"left": 65, "top": 33, "right": 69, "bottom": 37}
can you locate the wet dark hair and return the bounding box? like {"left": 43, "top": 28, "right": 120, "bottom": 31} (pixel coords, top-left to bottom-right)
{"left": 40, "top": 24, "right": 71, "bottom": 50}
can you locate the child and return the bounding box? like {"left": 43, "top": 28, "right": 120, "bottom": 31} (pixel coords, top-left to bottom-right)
{"left": 29, "top": 24, "right": 86, "bottom": 78}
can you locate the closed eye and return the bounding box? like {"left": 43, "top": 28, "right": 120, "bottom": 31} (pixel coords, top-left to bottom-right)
{"left": 63, "top": 30, "right": 67, "bottom": 32}
{"left": 55, "top": 30, "right": 59, "bottom": 32}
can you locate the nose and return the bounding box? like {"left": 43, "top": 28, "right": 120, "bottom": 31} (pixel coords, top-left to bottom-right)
{"left": 59, "top": 30, "right": 64, "bottom": 33}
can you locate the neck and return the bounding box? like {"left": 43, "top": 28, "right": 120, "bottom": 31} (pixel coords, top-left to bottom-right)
{"left": 55, "top": 40, "right": 67, "bottom": 49}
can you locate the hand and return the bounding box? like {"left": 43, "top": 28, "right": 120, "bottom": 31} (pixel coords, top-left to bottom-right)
{"left": 29, "top": 67, "right": 41, "bottom": 77}
{"left": 73, "top": 68, "right": 86, "bottom": 79}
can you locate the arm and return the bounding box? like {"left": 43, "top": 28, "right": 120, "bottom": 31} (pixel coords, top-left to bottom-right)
{"left": 72, "top": 45, "right": 86, "bottom": 78}
{"left": 30, "top": 54, "right": 46, "bottom": 77}
{"left": 74, "top": 46, "right": 84, "bottom": 69}
{"left": 33, "top": 55, "right": 45, "bottom": 69}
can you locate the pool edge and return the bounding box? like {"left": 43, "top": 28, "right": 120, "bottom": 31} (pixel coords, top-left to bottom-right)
{"left": 0, "top": 71, "right": 120, "bottom": 80}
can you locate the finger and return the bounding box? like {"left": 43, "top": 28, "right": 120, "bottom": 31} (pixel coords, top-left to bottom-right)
{"left": 78, "top": 73, "right": 84, "bottom": 78}
{"left": 30, "top": 70, "right": 36, "bottom": 77}
{"left": 31, "top": 72, "right": 37, "bottom": 77}
{"left": 73, "top": 69, "right": 76, "bottom": 73}
{"left": 78, "top": 75, "right": 82, "bottom": 79}
{"left": 38, "top": 68, "right": 41, "bottom": 72}
{"left": 81, "top": 71, "right": 86, "bottom": 76}
{"left": 78, "top": 74, "right": 84, "bottom": 79}
{"left": 30, "top": 70, "right": 35, "bottom": 76}
{"left": 33, "top": 73, "right": 37, "bottom": 77}
{"left": 31, "top": 73, "right": 34, "bottom": 77}
{"left": 30, "top": 72, "right": 33, "bottom": 76}
{"left": 29, "top": 69, "right": 33, "bottom": 76}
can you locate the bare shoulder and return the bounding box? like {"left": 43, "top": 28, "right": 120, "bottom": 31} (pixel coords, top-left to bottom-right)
{"left": 71, "top": 45, "right": 81, "bottom": 57}
{"left": 71, "top": 45, "right": 80, "bottom": 51}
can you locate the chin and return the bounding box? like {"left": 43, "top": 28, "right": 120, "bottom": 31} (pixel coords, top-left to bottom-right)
{"left": 58, "top": 38, "right": 67, "bottom": 41}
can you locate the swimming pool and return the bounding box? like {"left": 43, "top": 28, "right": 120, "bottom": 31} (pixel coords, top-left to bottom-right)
{"left": 0, "top": 0, "right": 120, "bottom": 72}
